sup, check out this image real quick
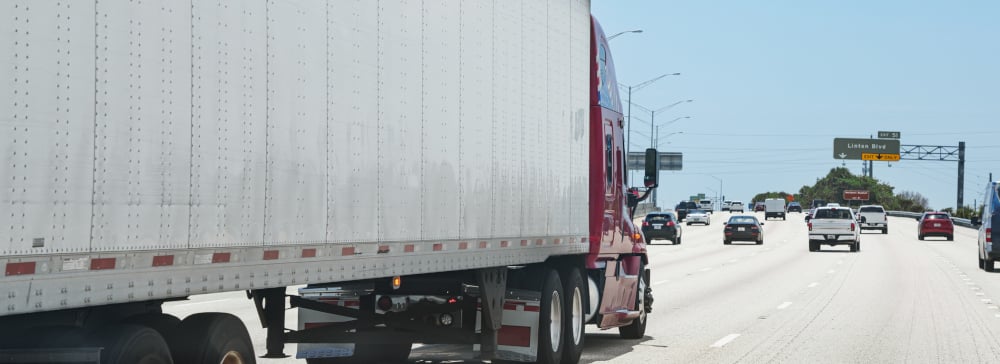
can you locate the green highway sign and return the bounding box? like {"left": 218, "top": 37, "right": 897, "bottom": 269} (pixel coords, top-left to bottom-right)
{"left": 833, "top": 138, "right": 900, "bottom": 160}
{"left": 877, "top": 131, "right": 901, "bottom": 139}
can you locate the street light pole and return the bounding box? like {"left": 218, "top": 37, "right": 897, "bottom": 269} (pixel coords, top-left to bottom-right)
{"left": 709, "top": 175, "right": 723, "bottom": 211}
{"left": 651, "top": 115, "right": 691, "bottom": 148}
{"left": 608, "top": 29, "right": 643, "bottom": 41}
{"left": 620, "top": 73, "right": 681, "bottom": 162}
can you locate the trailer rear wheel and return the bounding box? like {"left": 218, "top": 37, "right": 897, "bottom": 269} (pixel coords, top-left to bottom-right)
{"left": 561, "top": 268, "right": 586, "bottom": 364}
{"left": 91, "top": 324, "right": 173, "bottom": 364}
{"left": 170, "top": 313, "right": 255, "bottom": 364}
{"left": 536, "top": 269, "right": 565, "bottom": 364}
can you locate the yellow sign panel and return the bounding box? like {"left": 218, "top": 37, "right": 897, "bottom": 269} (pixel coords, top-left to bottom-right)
{"left": 861, "top": 153, "right": 900, "bottom": 161}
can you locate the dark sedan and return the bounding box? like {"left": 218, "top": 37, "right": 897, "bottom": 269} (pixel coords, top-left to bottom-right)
{"left": 642, "top": 212, "right": 682, "bottom": 244}
{"left": 787, "top": 202, "right": 803, "bottom": 213}
{"left": 724, "top": 215, "right": 764, "bottom": 245}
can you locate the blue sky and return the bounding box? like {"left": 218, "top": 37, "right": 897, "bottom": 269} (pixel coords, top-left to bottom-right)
{"left": 593, "top": 0, "right": 999, "bottom": 210}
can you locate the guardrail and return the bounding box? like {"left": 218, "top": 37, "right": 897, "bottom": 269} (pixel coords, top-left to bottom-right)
{"left": 887, "top": 210, "right": 978, "bottom": 229}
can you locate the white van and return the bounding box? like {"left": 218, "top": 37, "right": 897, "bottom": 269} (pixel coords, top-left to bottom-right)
{"left": 976, "top": 181, "right": 1000, "bottom": 271}
{"left": 699, "top": 200, "right": 714, "bottom": 212}
{"left": 764, "top": 198, "right": 786, "bottom": 220}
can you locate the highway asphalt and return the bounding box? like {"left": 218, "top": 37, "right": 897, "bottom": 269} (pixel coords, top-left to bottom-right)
{"left": 163, "top": 213, "right": 1000, "bottom": 363}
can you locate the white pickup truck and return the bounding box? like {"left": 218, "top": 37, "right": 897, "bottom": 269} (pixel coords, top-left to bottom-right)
{"left": 857, "top": 205, "right": 889, "bottom": 234}
{"left": 807, "top": 207, "right": 861, "bottom": 252}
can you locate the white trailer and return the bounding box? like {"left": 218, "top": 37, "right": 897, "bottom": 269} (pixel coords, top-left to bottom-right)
{"left": 1, "top": 1, "right": 655, "bottom": 363}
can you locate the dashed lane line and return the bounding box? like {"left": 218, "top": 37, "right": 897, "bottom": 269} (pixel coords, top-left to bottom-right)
{"left": 710, "top": 334, "right": 741, "bottom": 348}
{"left": 777, "top": 301, "right": 793, "bottom": 310}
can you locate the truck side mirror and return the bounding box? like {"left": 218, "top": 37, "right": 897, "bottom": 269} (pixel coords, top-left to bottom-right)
{"left": 644, "top": 148, "right": 658, "bottom": 188}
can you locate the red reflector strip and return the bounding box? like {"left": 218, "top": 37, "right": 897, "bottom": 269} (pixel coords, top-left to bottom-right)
{"left": 503, "top": 303, "right": 541, "bottom": 312}
{"left": 212, "top": 252, "right": 231, "bottom": 263}
{"left": 90, "top": 258, "right": 116, "bottom": 270}
{"left": 581, "top": 237, "right": 588, "bottom": 243}
{"left": 303, "top": 322, "right": 333, "bottom": 329}
{"left": 498, "top": 325, "right": 532, "bottom": 347}
{"left": 301, "top": 248, "right": 317, "bottom": 258}
{"left": 459, "top": 242, "right": 468, "bottom": 250}
{"left": 554, "top": 238, "right": 561, "bottom": 244}
{"left": 5, "top": 262, "right": 36, "bottom": 276}
{"left": 152, "top": 255, "right": 174, "bottom": 267}
{"left": 377, "top": 245, "right": 390, "bottom": 254}
{"left": 479, "top": 241, "right": 488, "bottom": 249}
{"left": 433, "top": 243, "right": 443, "bottom": 251}
{"left": 341, "top": 247, "right": 355, "bottom": 256}
{"left": 263, "top": 250, "right": 280, "bottom": 260}
{"left": 535, "top": 239, "right": 543, "bottom": 246}
{"left": 404, "top": 245, "right": 415, "bottom": 253}
{"left": 520, "top": 240, "right": 527, "bottom": 247}
{"left": 501, "top": 241, "right": 510, "bottom": 248}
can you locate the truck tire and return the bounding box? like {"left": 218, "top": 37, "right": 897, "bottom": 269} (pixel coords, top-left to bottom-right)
{"left": 561, "top": 268, "right": 586, "bottom": 364}
{"left": 676, "top": 236, "right": 682, "bottom": 245}
{"left": 948, "top": 235, "right": 954, "bottom": 241}
{"left": 723, "top": 239, "right": 730, "bottom": 245}
{"left": 170, "top": 313, "right": 256, "bottom": 364}
{"left": 918, "top": 234, "right": 924, "bottom": 240}
{"left": 809, "top": 241, "right": 819, "bottom": 252}
{"left": 882, "top": 228, "right": 888, "bottom": 234}
{"left": 987, "top": 260, "right": 996, "bottom": 273}
{"left": 91, "top": 324, "right": 173, "bottom": 364}
{"left": 618, "top": 265, "right": 648, "bottom": 340}
{"left": 537, "top": 269, "right": 565, "bottom": 364}
{"left": 850, "top": 242, "right": 859, "bottom": 252}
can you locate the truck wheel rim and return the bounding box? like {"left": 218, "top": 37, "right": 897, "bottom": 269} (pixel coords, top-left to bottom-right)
{"left": 571, "top": 286, "right": 583, "bottom": 345}
{"left": 550, "top": 291, "right": 562, "bottom": 352}
{"left": 220, "top": 351, "right": 245, "bottom": 364}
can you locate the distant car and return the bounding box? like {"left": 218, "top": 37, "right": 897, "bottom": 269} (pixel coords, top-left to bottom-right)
{"left": 811, "top": 199, "right": 827, "bottom": 209}
{"left": 686, "top": 209, "right": 711, "bottom": 226}
{"left": 857, "top": 205, "right": 888, "bottom": 234}
{"left": 674, "top": 201, "right": 698, "bottom": 221}
{"left": 917, "top": 212, "right": 954, "bottom": 241}
{"left": 724, "top": 215, "right": 764, "bottom": 245}
{"left": 642, "top": 212, "right": 682, "bottom": 244}
{"left": 826, "top": 203, "right": 842, "bottom": 207}
{"left": 721, "top": 201, "right": 733, "bottom": 212}
{"left": 754, "top": 202, "right": 766, "bottom": 212}
{"left": 698, "top": 200, "right": 714, "bottom": 213}
{"left": 729, "top": 201, "right": 745, "bottom": 213}
{"left": 787, "top": 202, "right": 803, "bottom": 213}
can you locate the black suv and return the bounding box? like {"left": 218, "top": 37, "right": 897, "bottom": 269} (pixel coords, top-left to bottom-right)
{"left": 674, "top": 201, "right": 698, "bottom": 221}
{"left": 642, "top": 212, "right": 682, "bottom": 244}
{"left": 787, "top": 202, "right": 803, "bottom": 213}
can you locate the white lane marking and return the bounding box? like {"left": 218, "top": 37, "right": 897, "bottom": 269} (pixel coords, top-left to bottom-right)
{"left": 807, "top": 282, "right": 819, "bottom": 288}
{"left": 728, "top": 259, "right": 739, "bottom": 263}
{"left": 990, "top": 306, "right": 999, "bottom": 310}
{"left": 777, "top": 301, "right": 793, "bottom": 310}
{"left": 170, "top": 299, "right": 229, "bottom": 308}
{"left": 982, "top": 299, "right": 993, "bottom": 303}
{"left": 710, "top": 334, "right": 741, "bottom": 348}
{"left": 827, "top": 270, "right": 836, "bottom": 274}
{"left": 977, "top": 292, "right": 986, "bottom": 296}
{"left": 700, "top": 267, "right": 713, "bottom": 272}
{"left": 972, "top": 287, "right": 982, "bottom": 291}
{"left": 653, "top": 280, "right": 670, "bottom": 286}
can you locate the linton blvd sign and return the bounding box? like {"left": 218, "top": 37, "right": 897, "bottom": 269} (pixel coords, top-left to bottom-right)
{"left": 833, "top": 138, "right": 901, "bottom": 160}
{"left": 843, "top": 190, "right": 870, "bottom": 201}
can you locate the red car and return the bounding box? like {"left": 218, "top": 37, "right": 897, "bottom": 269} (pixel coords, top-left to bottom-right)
{"left": 918, "top": 211, "right": 954, "bottom": 241}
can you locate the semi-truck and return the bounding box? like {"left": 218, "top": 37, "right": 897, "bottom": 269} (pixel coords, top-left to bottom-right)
{"left": 0, "top": 1, "right": 658, "bottom": 363}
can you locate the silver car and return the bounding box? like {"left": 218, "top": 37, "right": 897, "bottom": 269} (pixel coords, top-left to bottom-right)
{"left": 686, "top": 209, "right": 711, "bottom": 225}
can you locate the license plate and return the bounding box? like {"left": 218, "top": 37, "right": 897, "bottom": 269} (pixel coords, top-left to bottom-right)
{"left": 933, "top": 223, "right": 941, "bottom": 227}
{"left": 826, "top": 235, "right": 836, "bottom": 240}
{"left": 738, "top": 227, "right": 746, "bottom": 232}
{"left": 653, "top": 224, "right": 662, "bottom": 229}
